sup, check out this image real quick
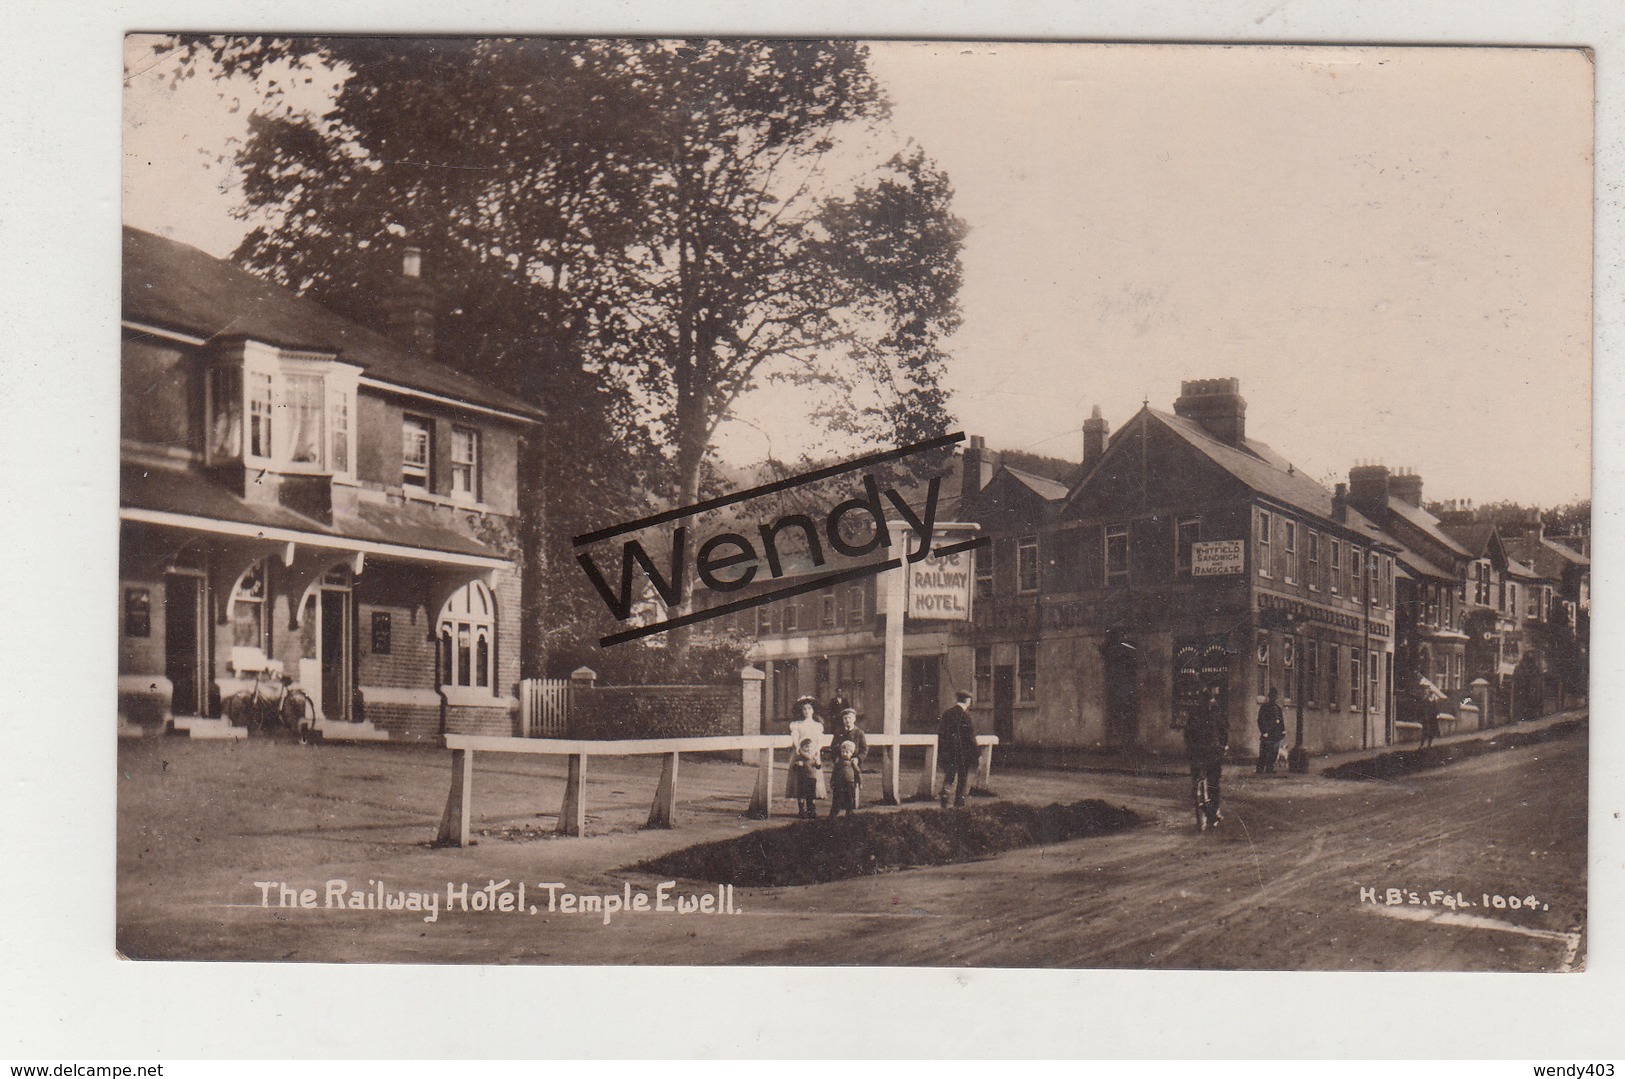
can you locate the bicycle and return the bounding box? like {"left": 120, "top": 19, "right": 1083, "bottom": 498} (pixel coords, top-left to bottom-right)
{"left": 225, "top": 666, "right": 317, "bottom": 741}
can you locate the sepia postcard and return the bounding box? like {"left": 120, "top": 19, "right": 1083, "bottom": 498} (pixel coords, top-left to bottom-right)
{"left": 116, "top": 36, "right": 1592, "bottom": 979}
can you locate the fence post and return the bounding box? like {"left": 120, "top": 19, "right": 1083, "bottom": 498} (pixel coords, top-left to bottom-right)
{"left": 916, "top": 738, "right": 939, "bottom": 800}
{"left": 746, "top": 746, "right": 774, "bottom": 819}
{"left": 977, "top": 741, "right": 994, "bottom": 790}
{"left": 647, "top": 751, "right": 680, "bottom": 829}
{"left": 557, "top": 753, "right": 588, "bottom": 836}
{"left": 739, "top": 666, "right": 765, "bottom": 764}
{"left": 435, "top": 747, "right": 474, "bottom": 847}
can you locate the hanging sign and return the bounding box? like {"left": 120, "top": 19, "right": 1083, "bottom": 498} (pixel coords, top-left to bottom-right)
{"left": 1192, "top": 539, "right": 1246, "bottom": 576}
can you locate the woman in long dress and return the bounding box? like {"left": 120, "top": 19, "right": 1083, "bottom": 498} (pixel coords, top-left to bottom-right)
{"left": 785, "top": 696, "right": 828, "bottom": 801}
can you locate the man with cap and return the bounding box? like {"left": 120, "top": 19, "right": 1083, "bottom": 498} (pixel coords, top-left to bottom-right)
{"left": 937, "top": 690, "right": 978, "bottom": 808}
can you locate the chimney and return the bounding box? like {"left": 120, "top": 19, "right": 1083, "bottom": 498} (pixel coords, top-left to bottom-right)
{"left": 960, "top": 435, "right": 999, "bottom": 509}
{"left": 1172, "top": 377, "right": 1246, "bottom": 447}
{"left": 1390, "top": 469, "right": 1424, "bottom": 509}
{"left": 383, "top": 243, "right": 436, "bottom": 359}
{"left": 1082, "top": 405, "right": 1109, "bottom": 473}
{"left": 1347, "top": 462, "right": 1391, "bottom": 516}
{"left": 1333, "top": 482, "right": 1348, "bottom": 523}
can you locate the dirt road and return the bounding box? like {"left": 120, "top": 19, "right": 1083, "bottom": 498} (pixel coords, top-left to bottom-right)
{"left": 116, "top": 728, "right": 1586, "bottom": 970}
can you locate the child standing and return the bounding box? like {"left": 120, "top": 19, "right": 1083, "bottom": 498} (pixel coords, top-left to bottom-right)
{"left": 790, "top": 738, "right": 822, "bottom": 819}
{"left": 828, "top": 740, "right": 861, "bottom": 818}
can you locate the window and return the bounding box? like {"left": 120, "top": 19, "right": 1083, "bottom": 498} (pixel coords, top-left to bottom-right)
{"left": 821, "top": 591, "right": 836, "bottom": 627}
{"left": 1283, "top": 521, "right": 1298, "bottom": 584}
{"left": 1256, "top": 631, "right": 1271, "bottom": 696}
{"left": 1349, "top": 652, "right": 1362, "bottom": 710}
{"left": 1368, "top": 649, "right": 1380, "bottom": 712}
{"left": 1017, "top": 535, "right": 1039, "bottom": 594}
{"left": 1507, "top": 583, "right": 1519, "bottom": 620}
{"left": 249, "top": 372, "right": 274, "bottom": 459}
{"left": 1326, "top": 644, "right": 1339, "bottom": 707}
{"left": 1282, "top": 634, "right": 1296, "bottom": 702}
{"left": 1450, "top": 652, "right": 1462, "bottom": 691}
{"left": 1305, "top": 639, "right": 1319, "bottom": 705}
{"left": 1348, "top": 546, "right": 1362, "bottom": 601}
{"left": 1018, "top": 642, "right": 1037, "bottom": 704}
{"left": 283, "top": 374, "right": 325, "bottom": 465}
{"left": 974, "top": 646, "right": 993, "bottom": 703}
{"left": 1368, "top": 552, "right": 1380, "bottom": 606}
{"left": 784, "top": 600, "right": 800, "bottom": 633}
{"left": 450, "top": 426, "right": 480, "bottom": 500}
{"left": 402, "top": 416, "right": 432, "bottom": 488}
{"left": 124, "top": 588, "right": 151, "bottom": 638}
{"left": 230, "top": 561, "right": 270, "bottom": 650}
{"left": 1445, "top": 586, "right": 1456, "bottom": 629}
{"left": 370, "top": 611, "right": 391, "bottom": 655}
{"left": 1256, "top": 510, "right": 1272, "bottom": 578}
{"left": 1307, "top": 531, "right": 1321, "bottom": 591}
{"left": 1176, "top": 516, "right": 1202, "bottom": 576}
{"left": 439, "top": 581, "right": 495, "bottom": 691}
{"left": 207, "top": 366, "right": 242, "bottom": 461}
{"left": 847, "top": 586, "right": 865, "bottom": 624}
{"left": 757, "top": 605, "right": 774, "bottom": 635}
{"left": 975, "top": 545, "right": 994, "bottom": 599}
{"left": 1473, "top": 561, "right": 1491, "bottom": 606}
{"left": 1328, "top": 540, "right": 1341, "bottom": 595}
{"left": 330, "top": 391, "right": 350, "bottom": 475}
{"left": 1105, "top": 525, "right": 1130, "bottom": 588}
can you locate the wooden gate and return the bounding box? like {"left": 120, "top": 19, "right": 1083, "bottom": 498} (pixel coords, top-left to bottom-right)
{"left": 520, "top": 678, "right": 574, "bottom": 737}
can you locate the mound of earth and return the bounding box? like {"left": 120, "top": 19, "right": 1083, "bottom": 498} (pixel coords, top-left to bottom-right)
{"left": 631, "top": 800, "right": 1140, "bottom": 887}
{"left": 1323, "top": 718, "right": 1586, "bottom": 782}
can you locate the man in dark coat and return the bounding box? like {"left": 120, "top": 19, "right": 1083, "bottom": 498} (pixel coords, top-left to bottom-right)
{"left": 1255, "top": 686, "right": 1287, "bottom": 774}
{"left": 1186, "top": 686, "right": 1230, "bottom": 827}
{"left": 937, "top": 691, "right": 978, "bottom": 808}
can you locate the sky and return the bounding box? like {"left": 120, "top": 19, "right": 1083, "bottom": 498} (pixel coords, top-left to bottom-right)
{"left": 122, "top": 38, "right": 1594, "bottom": 508}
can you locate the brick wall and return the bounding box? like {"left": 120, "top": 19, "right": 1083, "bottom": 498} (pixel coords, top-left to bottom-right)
{"left": 571, "top": 685, "right": 743, "bottom": 740}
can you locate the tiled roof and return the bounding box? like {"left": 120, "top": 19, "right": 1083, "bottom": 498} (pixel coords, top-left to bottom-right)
{"left": 1504, "top": 534, "right": 1590, "bottom": 579}
{"left": 1000, "top": 465, "right": 1070, "bottom": 502}
{"left": 123, "top": 226, "right": 543, "bottom": 421}
{"left": 1149, "top": 410, "right": 1393, "bottom": 545}
{"left": 1439, "top": 521, "right": 1498, "bottom": 558}
{"left": 121, "top": 463, "right": 511, "bottom": 563}
{"left": 1384, "top": 498, "right": 1473, "bottom": 559}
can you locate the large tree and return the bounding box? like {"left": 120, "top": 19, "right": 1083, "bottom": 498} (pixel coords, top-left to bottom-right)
{"left": 158, "top": 36, "right": 965, "bottom": 661}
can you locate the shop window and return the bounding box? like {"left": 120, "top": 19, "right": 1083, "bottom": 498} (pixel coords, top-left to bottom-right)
{"left": 370, "top": 611, "right": 391, "bottom": 655}
{"left": 1105, "top": 525, "right": 1130, "bottom": 588}
{"left": 403, "top": 415, "right": 432, "bottom": 488}
{"left": 1017, "top": 535, "right": 1039, "bottom": 594}
{"left": 231, "top": 561, "right": 270, "bottom": 650}
{"left": 439, "top": 580, "right": 495, "bottom": 691}
{"left": 124, "top": 588, "right": 151, "bottom": 638}
{"left": 1175, "top": 516, "right": 1202, "bottom": 576}
{"left": 1018, "top": 642, "right": 1037, "bottom": 704}
{"left": 451, "top": 426, "right": 481, "bottom": 501}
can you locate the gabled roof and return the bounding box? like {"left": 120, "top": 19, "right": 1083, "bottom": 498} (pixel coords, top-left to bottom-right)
{"left": 1439, "top": 521, "right": 1499, "bottom": 559}
{"left": 1001, "top": 465, "right": 1070, "bottom": 502}
{"left": 1504, "top": 533, "right": 1590, "bottom": 580}
{"left": 122, "top": 226, "right": 542, "bottom": 422}
{"left": 1384, "top": 498, "right": 1473, "bottom": 559}
{"left": 1135, "top": 409, "right": 1393, "bottom": 545}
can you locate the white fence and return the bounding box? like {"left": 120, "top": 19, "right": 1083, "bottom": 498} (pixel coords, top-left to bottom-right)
{"left": 519, "top": 678, "right": 575, "bottom": 737}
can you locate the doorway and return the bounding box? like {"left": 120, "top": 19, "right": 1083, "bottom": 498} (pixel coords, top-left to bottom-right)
{"left": 993, "top": 665, "right": 1015, "bottom": 744}
{"left": 904, "top": 655, "right": 941, "bottom": 733}
{"left": 164, "top": 572, "right": 208, "bottom": 716}
{"left": 1102, "top": 631, "right": 1138, "bottom": 747}
{"left": 319, "top": 587, "right": 353, "bottom": 721}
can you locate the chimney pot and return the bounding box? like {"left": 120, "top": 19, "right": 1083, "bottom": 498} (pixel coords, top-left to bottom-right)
{"left": 1172, "top": 377, "right": 1247, "bottom": 447}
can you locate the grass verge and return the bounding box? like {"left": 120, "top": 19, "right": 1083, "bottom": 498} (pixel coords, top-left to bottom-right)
{"left": 630, "top": 800, "right": 1140, "bottom": 887}
{"left": 1323, "top": 718, "right": 1586, "bottom": 782}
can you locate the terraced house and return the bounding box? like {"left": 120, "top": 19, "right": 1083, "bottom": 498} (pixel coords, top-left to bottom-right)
{"left": 118, "top": 227, "right": 542, "bottom": 741}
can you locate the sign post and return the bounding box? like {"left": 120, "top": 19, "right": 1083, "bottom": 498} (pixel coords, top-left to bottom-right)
{"left": 880, "top": 524, "right": 978, "bottom": 804}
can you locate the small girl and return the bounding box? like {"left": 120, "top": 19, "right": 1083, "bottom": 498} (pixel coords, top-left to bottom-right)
{"left": 828, "top": 740, "right": 861, "bottom": 818}
{"left": 790, "top": 738, "right": 822, "bottom": 819}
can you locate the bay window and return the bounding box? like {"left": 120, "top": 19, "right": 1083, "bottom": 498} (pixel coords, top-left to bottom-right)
{"left": 205, "top": 342, "right": 358, "bottom": 479}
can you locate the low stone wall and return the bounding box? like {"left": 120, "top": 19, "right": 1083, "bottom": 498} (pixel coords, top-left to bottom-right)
{"left": 571, "top": 684, "right": 743, "bottom": 740}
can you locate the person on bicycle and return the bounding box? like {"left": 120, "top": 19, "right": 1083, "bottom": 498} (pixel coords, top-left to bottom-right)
{"left": 1186, "top": 685, "right": 1230, "bottom": 828}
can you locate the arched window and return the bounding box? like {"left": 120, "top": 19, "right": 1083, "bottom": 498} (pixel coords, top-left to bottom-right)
{"left": 231, "top": 561, "right": 270, "bottom": 651}
{"left": 439, "top": 581, "right": 494, "bottom": 691}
